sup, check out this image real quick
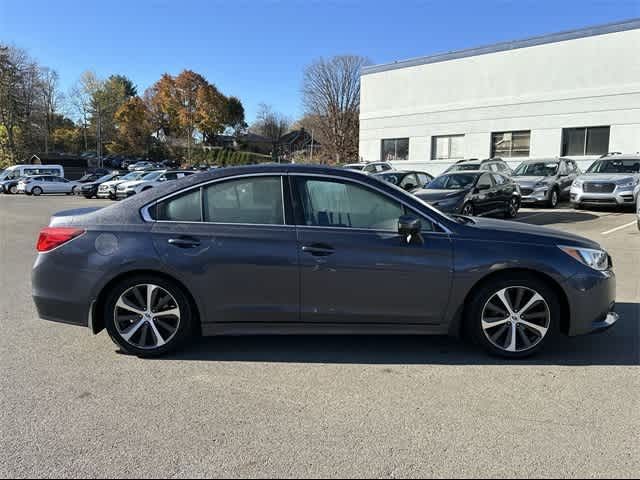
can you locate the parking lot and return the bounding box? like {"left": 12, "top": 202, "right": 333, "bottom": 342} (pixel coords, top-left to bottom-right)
{"left": 0, "top": 195, "right": 638, "bottom": 478}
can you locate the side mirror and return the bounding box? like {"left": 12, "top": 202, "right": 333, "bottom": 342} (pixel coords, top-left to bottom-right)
{"left": 398, "top": 215, "right": 422, "bottom": 244}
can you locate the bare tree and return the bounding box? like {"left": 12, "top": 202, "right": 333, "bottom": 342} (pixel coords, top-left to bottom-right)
{"left": 251, "top": 103, "right": 290, "bottom": 162}
{"left": 68, "top": 80, "right": 91, "bottom": 151}
{"left": 302, "top": 55, "right": 369, "bottom": 164}
{"left": 40, "top": 67, "right": 62, "bottom": 153}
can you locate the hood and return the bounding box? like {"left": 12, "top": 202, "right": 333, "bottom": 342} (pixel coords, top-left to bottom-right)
{"left": 414, "top": 189, "right": 468, "bottom": 202}
{"left": 579, "top": 173, "right": 639, "bottom": 182}
{"left": 460, "top": 217, "right": 600, "bottom": 249}
{"left": 514, "top": 176, "right": 550, "bottom": 187}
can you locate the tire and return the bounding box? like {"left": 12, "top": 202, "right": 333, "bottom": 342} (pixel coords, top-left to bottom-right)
{"left": 9, "top": 185, "right": 18, "bottom": 195}
{"left": 466, "top": 273, "right": 560, "bottom": 359}
{"left": 104, "top": 274, "right": 194, "bottom": 357}
{"left": 504, "top": 196, "right": 519, "bottom": 219}
{"left": 547, "top": 188, "right": 559, "bottom": 209}
{"left": 31, "top": 187, "right": 43, "bottom": 196}
{"left": 461, "top": 202, "right": 474, "bottom": 216}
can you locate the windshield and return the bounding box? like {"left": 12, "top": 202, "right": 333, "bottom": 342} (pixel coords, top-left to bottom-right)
{"left": 344, "top": 165, "right": 364, "bottom": 171}
{"left": 120, "top": 172, "right": 146, "bottom": 181}
{"left": 0, "top": 169, "right": 19, "bottom": 181}
{"left": 96, "top": 174, "right": 115, "bottom": 183}
{"left": 450, "top": 164, "right": 480, "bottom": 172}
{"left": 514, "top": 162, "right": 559, "bottom": 177}
{"left": 586, "top": 159, "right": 640, "bottom": 174}
{"left": 427, "top": 173, "right": 478, "bottom": 190}
{"left": 376, "top": 173, "right": 401, "bottom": 184}
{"left": 141, "top": 171, "right": 163, "bottom": 181}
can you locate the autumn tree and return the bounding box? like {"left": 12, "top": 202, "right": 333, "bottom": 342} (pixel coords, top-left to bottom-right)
{"left": 302, "top": 55, "right": 369, "bottom": 164}
{"left": 224, "top": 96, "right": 247, "bottom": 137}
{"left": 112, "top": 96, "right": 152, "bottom": 155}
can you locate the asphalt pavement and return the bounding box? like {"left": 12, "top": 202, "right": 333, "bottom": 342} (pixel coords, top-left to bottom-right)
{"left": 1, "top": 195, "right": 638, "bottom": 478}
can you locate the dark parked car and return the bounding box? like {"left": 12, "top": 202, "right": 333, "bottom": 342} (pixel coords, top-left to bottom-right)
{"left": 1, "top": 176, "right": 27, "bottom": 194}
{"left": 513, "top": 158, "right": 580, "bottom": 208}
{"left": 32, "top": 165, "right": 617, "bottom": 359}
{"left": 414, "top": 171, "right": 520, "bottom": 218}
{"left": 78, "top": 172, "right": 125, "bottom": 199}
{"left": 445, "top": 158, "right": 513, "bottom": 175}
{"left": 373, "top": 170, "right": 434, "bottom": 192}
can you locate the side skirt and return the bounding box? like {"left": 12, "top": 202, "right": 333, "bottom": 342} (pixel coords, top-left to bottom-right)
{"left": 202, "top": 323, "right": 450, "bottom": 337}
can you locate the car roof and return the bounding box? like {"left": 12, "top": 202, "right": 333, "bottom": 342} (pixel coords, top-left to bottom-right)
{"left": 597, "top": 154, "right": 640, "bottom": 161}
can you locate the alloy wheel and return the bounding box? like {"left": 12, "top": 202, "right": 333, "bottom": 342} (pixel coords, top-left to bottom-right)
{"left": 32, "top": 187, "right": 42, "bottom": 196}
{"left": 481, "top": 286, "right": 550, "bottom": 353}
{"left": 550, "top": 190, "right": 558, "bottom": 208}
{"left": 9, "top": 185, "right": 17, "bottom": 194}
{"left": 508, "top": 198, "right": 518, "bottom": 217}
{"left": 462, "top": 203, "right": 474, "bottom": 216}
{"left": 113, "top": 284, "right": 181, "bottom": 350}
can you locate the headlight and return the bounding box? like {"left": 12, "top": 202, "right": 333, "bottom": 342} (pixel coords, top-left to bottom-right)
{"left": 559, "top": 245, "right": 609, "bottom": 271}
{"left": 617, "top": 178, "right": 639, "bottom": 190}
{"left": 534, "top": 182, "right": 549, "bottom": 190}
{"left": 572, "top": 180, "right": 583, "bottom": 188}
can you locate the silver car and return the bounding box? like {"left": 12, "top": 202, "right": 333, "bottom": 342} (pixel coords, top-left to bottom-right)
{"left": 570, "top": 154, "right": 640, "bottom": 209}
{"left": 513, "top": 158, "right": 580, "bottom": 208}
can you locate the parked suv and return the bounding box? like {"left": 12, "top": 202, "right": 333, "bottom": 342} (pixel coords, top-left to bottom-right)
{"left": 513, "top": 158, "right": 580, "bottom": 208}
{"left": 115, "top": 170, "right": 195, "bottom": 199}
{"left": 445, "top": 158, "right": 513, "bottom": 175}
{"left": 570, "top": 154, "right": 640, "bottom": 209}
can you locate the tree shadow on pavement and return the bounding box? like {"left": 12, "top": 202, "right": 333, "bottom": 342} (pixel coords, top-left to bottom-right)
{"left": 162, "top": 302, "right": 639, "bottom": 366}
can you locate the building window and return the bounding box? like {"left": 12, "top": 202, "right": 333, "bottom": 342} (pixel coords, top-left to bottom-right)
{"left": 561, "top": 127, "right": 610, "bottom": 156}
{"left": 491, "top": 131, "right": 530, "bottom": 158}
{"left": 381, "top": 138, "right": 409, "bottom": 161}
{"left": 431, "top": 135, "right": 464, "bottom": 160}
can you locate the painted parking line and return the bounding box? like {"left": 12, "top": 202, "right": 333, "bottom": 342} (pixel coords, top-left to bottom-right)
{"left": 601, "top": 221, "right": 637, "bottom": 235}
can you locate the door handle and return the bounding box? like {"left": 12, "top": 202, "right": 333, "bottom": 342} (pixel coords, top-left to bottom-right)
{"left": 168, "top": 237, "right": 201, "bottom": 249}
{"left": 302, "top": 244, "right": 335, "bottom": 256}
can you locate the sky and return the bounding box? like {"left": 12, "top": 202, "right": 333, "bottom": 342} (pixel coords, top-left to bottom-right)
{"left": 1, "top": 0, "right": 639, "bottom": 123}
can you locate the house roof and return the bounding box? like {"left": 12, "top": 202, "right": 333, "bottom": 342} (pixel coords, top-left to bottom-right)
{"left": 362, "top": 18, "right": 640, "bottom": 76}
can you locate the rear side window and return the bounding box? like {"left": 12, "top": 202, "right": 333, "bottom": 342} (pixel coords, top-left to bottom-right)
{"left": 155, "top": 189, "right": 202, "bottom": 222}
{"left": 203, "top": 176, "right": 284, "bottom": 225}
{"left": 477, "top": 173, "right": 494, "bottom": 189}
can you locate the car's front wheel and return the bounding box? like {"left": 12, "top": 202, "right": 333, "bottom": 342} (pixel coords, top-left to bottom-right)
{"left": 104, "top": 275, "right": 194, "bottom": 357}
{"left": 461, "top": 202, "right": 474, "bottom": 216}
{"left": 504, "top": 197, "right": 519, "bottom": 218}
{"left": 466, "top": 274, "right": 559, "bottom": 358}
{"left": 32, "top": 187, "right": 43, "bottom": 196}
{"left": 547, "top": 188, "right": 559, "bottom": 208}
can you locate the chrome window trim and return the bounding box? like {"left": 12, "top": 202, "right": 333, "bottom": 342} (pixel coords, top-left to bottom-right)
{"left": 140, "top": 171, "right": 452, "bottom": 234}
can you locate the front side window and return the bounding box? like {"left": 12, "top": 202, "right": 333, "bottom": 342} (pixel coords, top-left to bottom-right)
{"left": 431, "top": 135, "right": 464, "bottom": 160}
{"left": 491, "top": 131, "right": 531, "bottom": 158}
{"left": 381, "top": 138, "right": 409, "bottom": 161}
{"left": 204, "top": 176, "right": 284, "bottom": 225}
{"left": 296, "top": 177, "right": 407, "bottom": 231}
{"left": 562, "top": 127, "right": 610, "bottom": 156}
{"left": 428, "top": 173, "right": 478, "bottom": 190}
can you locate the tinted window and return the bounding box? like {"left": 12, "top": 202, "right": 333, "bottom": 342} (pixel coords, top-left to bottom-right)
{"left": 477, "top": 173, "right": 494, "bottom": 189}
{"left": 491, "top": 131, "right": 531, "bottom": 157}
{"left": 156, "top": 189, "right": 202, "bottom": 222}
{"left": 562, "top": 127, "right": 610, "bottom": 156}
{"left": 296, "top": 178, "right": 405, "bottom": 231}
{"left": 203, "top": 176, "right": 284, "bottom": 225}
{"left": 417, "top": 173, "right": 431, "bottom": 186}
{"left": 428, "top": 174, "right": 478, "bottom": 190}
{"left": 381, "top": 138, "right": 409, "bottom": 161}
{"left": 492, "top": 174, "right": 505, "bottom": 185}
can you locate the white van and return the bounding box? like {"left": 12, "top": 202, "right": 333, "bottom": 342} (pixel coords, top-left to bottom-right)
{"left": 0, "top": 164, "right": 65, "bottom": 182}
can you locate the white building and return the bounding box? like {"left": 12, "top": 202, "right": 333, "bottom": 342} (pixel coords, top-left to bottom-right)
{"left": 359, "top": 19, "right": 640, "bottom": 175}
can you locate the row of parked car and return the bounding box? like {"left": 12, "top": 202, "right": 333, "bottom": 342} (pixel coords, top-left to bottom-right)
{"left": 345, "top": 153, "right": 640, "bottom": 221}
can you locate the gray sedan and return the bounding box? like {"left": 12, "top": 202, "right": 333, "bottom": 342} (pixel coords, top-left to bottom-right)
{"left": 32, "top": 164, "right": 617, "bottom": 359}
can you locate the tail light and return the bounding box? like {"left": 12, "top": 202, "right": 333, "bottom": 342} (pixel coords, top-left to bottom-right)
{"left": 36, "top": 227, "right": 85, "bottom": 252}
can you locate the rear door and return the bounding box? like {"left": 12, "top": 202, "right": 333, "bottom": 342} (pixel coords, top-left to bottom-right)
{"left": 150, "top": 174, "right": 300, "bottom": 325}
{"left": 292, "top": 174, "right": 453, "bottom": 325}
{"left": 475, "top": 173, "right": 498, "bottom": 214}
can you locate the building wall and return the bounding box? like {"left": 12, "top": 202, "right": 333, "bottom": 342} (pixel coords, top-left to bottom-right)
{"left": 359, "top": 26, "right": 640, "bottom": 176}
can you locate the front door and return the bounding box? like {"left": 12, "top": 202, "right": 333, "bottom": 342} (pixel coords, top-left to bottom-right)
{"left": 151, "top": 175, "right": 300, "bottom": 325}
{"left": 292, "top": 175, "right": 453, "bottom": 325}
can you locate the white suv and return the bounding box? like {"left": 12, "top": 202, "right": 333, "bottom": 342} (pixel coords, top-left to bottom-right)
{"left": 570, "top": 154, "right": 640, "bottom": 209}
{"left": 115, "top": 170, "right": 195, "bottom": 199}
{"left": 17, "top": 176, "right": 78, "bottom": 196}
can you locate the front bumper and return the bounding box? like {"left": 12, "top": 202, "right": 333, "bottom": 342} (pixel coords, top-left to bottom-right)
{"left": 565, "top": 268, "right": 617, "bottom": 336}
{"left": 115, "top": 190, "right": 136, "bottom": 200}
{"left": 570, "top": 188, "right": 636, "bottom": 206}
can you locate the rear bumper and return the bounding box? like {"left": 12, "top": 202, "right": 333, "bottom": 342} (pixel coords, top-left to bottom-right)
{"left": 565, "top": 269, "right": 617, "bottom": 336}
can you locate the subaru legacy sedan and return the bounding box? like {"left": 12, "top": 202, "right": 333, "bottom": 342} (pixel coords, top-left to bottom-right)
{"left": 32, "top": 165, "right": 617, "bottom": 359}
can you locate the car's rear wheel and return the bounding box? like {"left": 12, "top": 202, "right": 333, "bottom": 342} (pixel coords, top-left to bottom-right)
{"left": 32, "top": 187, "right": 43, "bottom": 196}
{"left": 466, "top": 274, "right": 559, "bottom": 358}
{"left": 9, "top": 185, "right": 18, "bottom": 194}
{"left": 104, "top": 275, "right": 194, "bottom": 357}
{"left": 547, "top": 188, "right": 559, "bottom": 209}
{"left": 461, "top": 202, "right": 474, "bottom": 216}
